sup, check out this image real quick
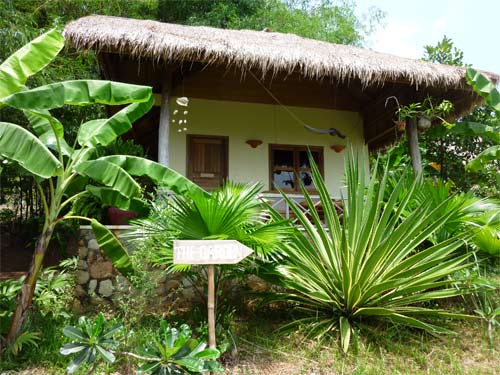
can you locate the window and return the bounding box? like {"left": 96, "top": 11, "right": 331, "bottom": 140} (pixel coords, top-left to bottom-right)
{"left": 269, "top": 144, "right": 324, "bottom": 192}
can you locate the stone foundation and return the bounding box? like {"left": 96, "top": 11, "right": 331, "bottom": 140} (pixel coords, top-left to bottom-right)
{"left": 76, "top": 226, "right": 269, "bottom": 309}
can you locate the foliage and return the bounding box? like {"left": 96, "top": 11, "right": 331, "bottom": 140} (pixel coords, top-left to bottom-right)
{"left": 266, "top": 151, "right": 473, "bottom": 352}
{"left": 60, "top": 313, "right": 123, "bottom": 374}
{"left": 60, "top": 316, "right": 223, "bottom": 375}
{"left": 419, "top": 36, "right": 499, "bottom": 195}
{"left": 158, "top": 0, "right": 385, "bottom": 47}
{"left": 422, "top": 35, "right": 464, "bottom": 66}
{"left": 464, "top": 68, "right": 500, "bottom": 180}
{"left": 129, "top": 181, "right": 290, "bottom": 271}
{"left": 0, "top": 30, "right": 204, "bottom": 344}
{"left": 136, "top": 321, "right": 223, "bottom": 374}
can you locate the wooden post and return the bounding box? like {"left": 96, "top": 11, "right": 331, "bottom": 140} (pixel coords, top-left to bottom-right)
{"left": 158, "top": 79, "right": 171, "bottom": 166}
{"left": 406, "top": 118, "right": 422, "bottom": 174}
{"left": 207, "top": 264, "right": 216, "bottom": 349}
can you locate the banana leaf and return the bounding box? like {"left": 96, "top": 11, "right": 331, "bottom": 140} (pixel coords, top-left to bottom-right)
{"left": 466, "top": 68, "right": 500, "bottom": 114}
{"left": 86, "top": 185, "right": 149, "bottom": 216}
{"left": 0, "top": 122, "right": 62, "bottom": 178}
{"left": 75, "top": 160, "right": 141, "bottom": 199}
{"left": 77, "top": 96, "right": 154, "bottom": 147}
{"left": 24, "top": 110, "right": 73, "bottom": 156}
{"left": 467, "top": 145, "right": 500, "bottom": 171}
{"left": 0, "top": 80, "right": 152, "bottom": 110}
{"left": 97, "top": 155, "right": 209, "bottom": 198}
{"left": 0, "top": 28, "right": 64, "bottom": 99}
{"left": 90, "top": 219, "right": 135, "bottom": 279}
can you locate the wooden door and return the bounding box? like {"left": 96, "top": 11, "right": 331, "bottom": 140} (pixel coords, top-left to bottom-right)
{"left": 187, "top": 135, "right": 228, "bottom": 190}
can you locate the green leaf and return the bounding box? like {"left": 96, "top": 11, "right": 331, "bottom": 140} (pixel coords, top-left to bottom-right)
{"left": 97, "top": 155, "right": 209, "bottom": 198}
{"left": 75, "top": 160, "right": 141, "bottom": 199}
{"left": 339, "top": 316, "right": 351, "bottom": 353}
{"left": 0, "top": 29, "right": 64, "bottom": 99}
{"left": 63, "top": 326, "right": 88, "bottom": 341}
{"left": 67, "top": 347, "right": 90, "bottom": 374}
{"left": 0, "top": 122, "right": 62, "bottom": 178}
{"left": 467, "top": 145, "right": 500, "bottom": 172}
{"left": 193, "top": 348, "right": 220, "bottom": 360}
{"left": 466, "top": 68, "right": 500, "bottom": 114}
{"left": 137, "top": 362, "right": 161, "bottom": 374}
{"left": 77, "top": 96, "right": 154, "bottom": 147}
{"left": 1, "top": 80, "right": 152, "bottom": 110}
{"left": 90, "top": 219, "right": 135, "bottom": 278}
{"left": 96, "top": 345, "right": 116, "bottom": 363}
{"left": 60, "top": 343, "right": 87, "bottom": 355}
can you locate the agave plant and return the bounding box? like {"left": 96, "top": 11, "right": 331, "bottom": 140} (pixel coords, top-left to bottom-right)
{"left": 0, "top": 29, "right": 205, "bottom": 344}
{"left": 136, "top": 321, "right": 223, "bottom": 374}
{"left": 268, "top": 150, "right": 472, "bottom": 352}
{"left": 60, "top": 313, "right": 123, "bottom": 374}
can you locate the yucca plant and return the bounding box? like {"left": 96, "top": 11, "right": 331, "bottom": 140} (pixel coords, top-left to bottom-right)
{"left": 268, "top": 150, "right": 473, "bottom": 352}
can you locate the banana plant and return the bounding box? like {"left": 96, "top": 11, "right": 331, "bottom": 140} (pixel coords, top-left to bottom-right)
{"left": 0, "top": 30, "right": 206, "bottom": 344}
{"left": 465, "top": 68, "right": 500, "bottom": 176}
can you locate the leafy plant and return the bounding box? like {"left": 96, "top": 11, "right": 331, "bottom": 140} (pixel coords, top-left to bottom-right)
{"left": 136, "top": 321, "right": 223, "bottom": 374}
{"left": 267, "top": 150, "right": 473, "bottom": 352}
{"left": 60, "top": 316, "right": 223, "bottom": 375}
{"left": 60, "top": 313, "right": 123, "bottom": 374}
{"left": 465, "top": 68, "right": 500, "bottom": 177}
{"left": 6, "top": 330, "right": 41, "bottom": 356}
{"left": 0, "top": 29, "right": 206, "bottom": 344}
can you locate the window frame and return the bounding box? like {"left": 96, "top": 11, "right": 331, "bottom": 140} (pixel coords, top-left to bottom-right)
{"left": 268, "top": 144, "right": 324, "bottom": 193}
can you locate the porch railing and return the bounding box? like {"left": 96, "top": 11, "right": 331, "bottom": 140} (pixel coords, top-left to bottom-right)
{"left": 260, "top": 192, "right": 344, "bottom": 222}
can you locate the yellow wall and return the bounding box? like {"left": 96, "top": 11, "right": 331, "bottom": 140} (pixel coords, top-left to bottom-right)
{"left": 169, "top": 98, "right": 367, "bottom": 197}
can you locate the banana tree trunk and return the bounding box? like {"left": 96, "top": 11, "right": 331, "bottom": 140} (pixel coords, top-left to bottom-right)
{"left": 6, "top": 222, "right": 54, "bottom": 344}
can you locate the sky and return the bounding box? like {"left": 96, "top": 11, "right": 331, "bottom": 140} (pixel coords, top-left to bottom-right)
{"left": 355, "top": 0, "right": 499, "bottom": 74}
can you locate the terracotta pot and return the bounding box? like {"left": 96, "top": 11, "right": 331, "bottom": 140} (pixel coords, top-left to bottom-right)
{"left": 107, "top": 207, "right": 138, "bottom": 225}
{"left": 246, "top": 139, "right": 263, "bottom": 148}
{"left": 330, "top": 145, "right": 346, "bottom": 153}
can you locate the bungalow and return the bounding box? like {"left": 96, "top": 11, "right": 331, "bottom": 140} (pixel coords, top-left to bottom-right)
{"left": 63, "top": 16, "right": 496, "bottom": 204}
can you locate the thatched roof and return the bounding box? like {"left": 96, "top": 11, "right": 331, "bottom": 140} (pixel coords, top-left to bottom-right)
{"left": 64, "top": 15, "right": 499, "bottom": 89}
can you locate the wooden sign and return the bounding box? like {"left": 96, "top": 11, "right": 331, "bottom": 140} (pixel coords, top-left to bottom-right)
{"left": 172, "top": 239, "right": 254, "bottom": 354}
{"left": 173, "top": 240, "right": 253, "bottom": 265}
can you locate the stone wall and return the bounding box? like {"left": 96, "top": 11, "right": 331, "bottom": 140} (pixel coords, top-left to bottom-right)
{"left": 76, "top": 226, "right": 268, "bottom": 308}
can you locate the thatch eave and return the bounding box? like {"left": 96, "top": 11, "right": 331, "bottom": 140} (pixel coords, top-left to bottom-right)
{"left": 63, "top": 15, "right": 499, "bottom": 92}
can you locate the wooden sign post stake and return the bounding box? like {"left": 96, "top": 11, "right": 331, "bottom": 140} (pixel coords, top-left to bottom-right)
{"left": 207, "top": 264, "right": 216, "bottom": 349}
{"left": 173, "top": 240, "right": 253, "bottom": 352}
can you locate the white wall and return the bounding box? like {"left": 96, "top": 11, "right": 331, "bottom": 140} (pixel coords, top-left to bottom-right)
{"left": 168, "top": 98, "right": 368, "bottom": 197}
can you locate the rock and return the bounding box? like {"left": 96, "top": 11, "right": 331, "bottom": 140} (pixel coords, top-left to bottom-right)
{"left": 90, "top": 296, "right": 106, "bottom": 306}
{"left": 165, "top": 280, "right": 181, "bottom": 290}
{"left": 75, "top": 285, "right": 87, "bottom": 298}
{"left": 98, "top": 280, "right": 114, "bottom": 297}
{"left": 182, "top": 287, "right": 196, "bottom": 300}
{"left": 156, "top": 273, "right": 168, "bottom": 283}
{"left": 88, "top": 279, "right": 98, "bottom": 294}
{"left": 77, "top": 260, "right": 88, "bottom": 270}
{"left": 78, "top": 239, "right": 85, "bottom": 246}
{"left": 89, "top": 261, "right": 114, "bottom": 279}
{"left": 88, "top": 239, "right": 99, "bottom": 250}
{"left": 78, "top": 246, "right": 88, "bottom": 259}
{"left": 76, "top": 270, "right": 89, "bottom": 285}
{"left": 116, "top": 275, "right": 129, "bottom": 291}
{"left": 72, "top": 299, "right": 82, "bottom": 313}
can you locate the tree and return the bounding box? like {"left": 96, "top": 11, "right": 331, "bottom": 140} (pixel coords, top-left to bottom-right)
{"left": 157, "top": 0, "right": 385, "bottom": 46}
{"left": 419, "top": 36, "right": 499, "bottom": 194}
{"left": 0, "top": 29, "right": 204, "bottom": 344}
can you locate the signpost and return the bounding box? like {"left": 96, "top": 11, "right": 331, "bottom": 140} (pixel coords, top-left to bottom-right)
{"left": 173, "top": 240, "right": 253, "bottom": 350}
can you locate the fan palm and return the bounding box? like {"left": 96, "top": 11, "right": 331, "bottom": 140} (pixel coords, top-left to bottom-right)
{"left": 269, "top": 150, "right": 473, "bottom": 352}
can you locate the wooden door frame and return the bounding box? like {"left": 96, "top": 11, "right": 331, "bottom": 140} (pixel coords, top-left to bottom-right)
{"left": 186, "top": 134, "right": 229, "bottom": 185}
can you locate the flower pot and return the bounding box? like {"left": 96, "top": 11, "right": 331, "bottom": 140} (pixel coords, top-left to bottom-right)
{"left": 107, "top": 207, "right": 138, "bottom": 225}
{"left": 330, "top": 145, "right": 346, "bottom": 153}
{"left": 418, "top": 116, "right": 432, "bottom": 130}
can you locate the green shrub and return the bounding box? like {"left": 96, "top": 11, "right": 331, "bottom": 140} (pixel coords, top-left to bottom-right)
{"left": 266, "top": 151, "right": 473, "bottom": 352}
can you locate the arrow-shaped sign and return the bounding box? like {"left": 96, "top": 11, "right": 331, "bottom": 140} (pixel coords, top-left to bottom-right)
{"left": 173, "top": 240, "right": 253, "bottom": 265}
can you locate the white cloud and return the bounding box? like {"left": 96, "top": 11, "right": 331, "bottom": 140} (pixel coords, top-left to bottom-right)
{"left": 367, "top": 21, "right": 422, "bottom": 59}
